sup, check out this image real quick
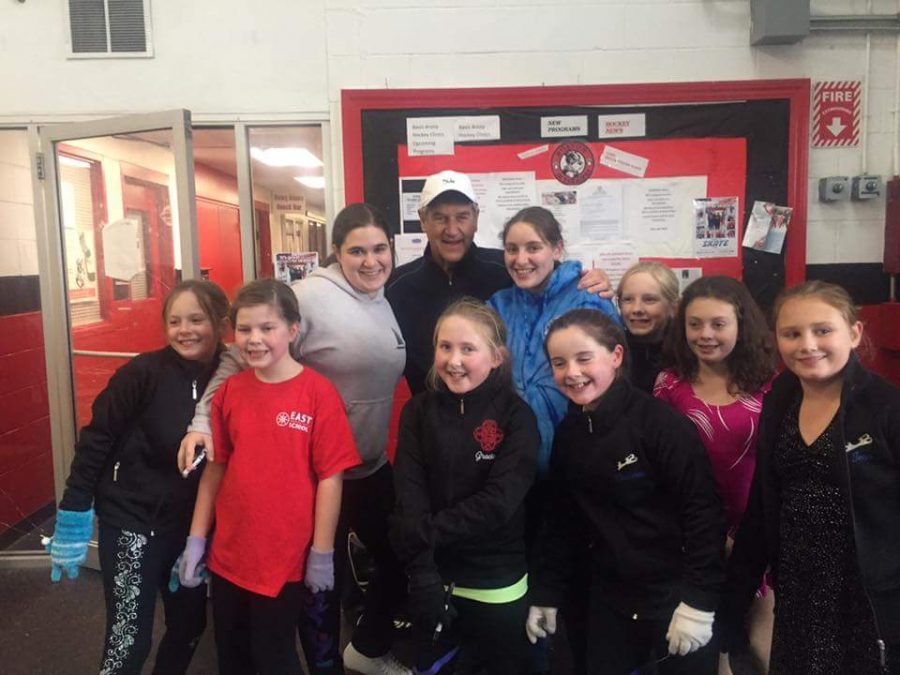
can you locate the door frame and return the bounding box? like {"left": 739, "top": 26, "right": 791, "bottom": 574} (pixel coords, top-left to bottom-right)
{"left": 35, "top": 110, "right": 199, "bottom": 507}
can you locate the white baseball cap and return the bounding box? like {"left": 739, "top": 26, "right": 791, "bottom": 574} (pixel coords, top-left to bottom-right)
{"left": 418, "top": 170, "right": 478, "bottom": 210}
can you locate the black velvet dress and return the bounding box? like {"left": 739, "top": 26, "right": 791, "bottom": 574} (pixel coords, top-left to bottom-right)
{"left": 770, "top": 401, "right": 885, "bottom": 674}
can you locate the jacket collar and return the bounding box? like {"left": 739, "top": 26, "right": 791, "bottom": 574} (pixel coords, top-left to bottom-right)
{"left": 162, "top": 344, "right": 222, "bottom": 379}
{"left": 573, "top": 377, "right": 632, "bottom": 432}
{"left": 768, "top": 352, "right": 871, "bottom": 418}
{"left": 508, "top": 260, "right": 582, "bottom": 304}
{"left": 433, "top": 369, "right": 505, "bottom": 414}
{"left": 423, "top": 241, "right": 484, "bottom": 284}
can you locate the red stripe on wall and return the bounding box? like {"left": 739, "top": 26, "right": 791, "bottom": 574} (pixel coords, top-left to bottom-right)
{"left": 0, "top": 311, "right": 54, "bottom": 538}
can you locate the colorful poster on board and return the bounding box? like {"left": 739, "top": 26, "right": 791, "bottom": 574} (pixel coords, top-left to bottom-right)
{"left": 275, "top": 252, "right": 319, "bottom": 283}
{"left": 742, "top": 201, "right": 792, "bottom": 254}
{"left": 693, "top": 197, "right": 739, "bottom": 258}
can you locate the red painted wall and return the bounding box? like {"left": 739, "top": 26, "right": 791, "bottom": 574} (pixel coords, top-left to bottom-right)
{"left": 195, "top": 162, "right": 244, "bottom": 298}
{"left": 859, "top": 303, "right": 900, "bottom": 386}
{"left": 0, "top": 312, "right": 54, "bottom": 537}
{"left": 197, "top": 197, "right": 243, "bottom": 299}
{"left": 69, "top": 162, "right": 245, "bottom": 429}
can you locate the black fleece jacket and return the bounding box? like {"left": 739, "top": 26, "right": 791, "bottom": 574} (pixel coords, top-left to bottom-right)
{"left": 531, "top": 378, "right": 726, "bottom": 619}
{"left": 625, "top": 331, "right": 664, "bottom": 394}
{"left": 59, "top": 346, "right": 221, "bottom": 536}
{"left": 390, "top": 374, "right": 539, "bottom": 589}
{"left": 385, "top": 244, "right": 511, "bottom": 395}
{"left": 723, "top": 356, "right": 900, "bottom": 644}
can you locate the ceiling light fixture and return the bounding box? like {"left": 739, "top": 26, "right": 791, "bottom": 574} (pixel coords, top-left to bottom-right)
{"left": 294, "top": 176, "right": 326, "bottom": 189}
{"left": 251, "top": 147, "right": 323, "bottom": 168}
{"left": 59, "top": 155, "right": 92, "bottom": 169}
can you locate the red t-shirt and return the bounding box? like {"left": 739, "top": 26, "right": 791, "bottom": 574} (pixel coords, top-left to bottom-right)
{"left": 207, "top": 367, "right": 360, "bottom": 597}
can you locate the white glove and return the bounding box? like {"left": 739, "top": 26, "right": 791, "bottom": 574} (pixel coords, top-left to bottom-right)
{"left": 525, "top": 606, "right": 558, "bottom": 644}
{"left": 666, "top": 601, "right": 714, "bottom": 656}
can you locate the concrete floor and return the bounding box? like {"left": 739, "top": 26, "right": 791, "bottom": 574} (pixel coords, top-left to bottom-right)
{"left": 0, "top": 565, "right": 219, "bottom": 675}
{"left": 0, "top": 561, "right": 576, "bottom": 675}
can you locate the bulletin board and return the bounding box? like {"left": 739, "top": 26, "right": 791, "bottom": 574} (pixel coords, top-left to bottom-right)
{"left": 342, "top": 80, "right": 810, "bottom": 310}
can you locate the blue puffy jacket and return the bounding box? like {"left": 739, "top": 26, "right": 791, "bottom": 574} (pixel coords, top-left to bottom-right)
{"left": 488, "top": 260, "right": 622, "bottom": 474}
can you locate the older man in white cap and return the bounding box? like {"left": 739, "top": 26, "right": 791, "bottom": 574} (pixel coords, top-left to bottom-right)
{"left": 386, "top": 170, "right": 609, "bottom": 394}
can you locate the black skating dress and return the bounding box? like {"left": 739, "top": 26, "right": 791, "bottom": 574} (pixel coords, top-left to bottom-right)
{"left": 770, "top": 400, "right": 885, "bottom": 674}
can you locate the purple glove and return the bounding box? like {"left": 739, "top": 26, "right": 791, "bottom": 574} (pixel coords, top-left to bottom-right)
{"left": 178, "top": 535, "right": 207, "bottom": 588}
{"left": 304, "top": 548, "right": 334, "bottom": 593}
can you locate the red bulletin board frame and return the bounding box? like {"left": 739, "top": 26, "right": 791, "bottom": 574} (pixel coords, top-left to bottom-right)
{"left": 341, "top": 80, "right": 810, "bottom": 287}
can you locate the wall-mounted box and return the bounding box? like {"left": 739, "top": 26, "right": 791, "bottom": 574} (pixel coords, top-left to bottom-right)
{"left": 818, "top": 176, "right": 849, "bottom": 202}
{"left": 751, "top": 0, "right": 810, "bottom": 45}
{"left": 852, "top": 175, "right": 882, "bottom": 201}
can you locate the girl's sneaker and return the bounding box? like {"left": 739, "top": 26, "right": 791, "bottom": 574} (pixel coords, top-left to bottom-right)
{"left": 342, "top": 642, "right": 412, "bottom": 675}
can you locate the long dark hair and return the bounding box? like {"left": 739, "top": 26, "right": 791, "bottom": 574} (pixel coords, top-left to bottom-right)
{"left": 162, "top": 279, "right": 229, "bottom": 345}
{"left": 332, "top": 203, "right": 391, "bottom": 247}
{"left": 331, "top": 202, "right": 394, "bottom": 263}
{"left": 501, "top": 206, "right": 564, "bottom": 248}
{"left": 664, "top": 276, "right": 776, "bottom": 394}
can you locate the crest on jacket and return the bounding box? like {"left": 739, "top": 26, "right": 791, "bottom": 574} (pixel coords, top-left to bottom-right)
{"left": 473, "top": 419, "right": 504, "bottom": 461}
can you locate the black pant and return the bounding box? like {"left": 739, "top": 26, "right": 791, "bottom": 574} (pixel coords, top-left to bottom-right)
{"left": 97, "top": 523, "right": 207, "bottom": 675}
{"left": 526, "top": 479, "right": 590, "bottom": 674}
{"left": 414, "top": 594, "right": 531, "bottom": 674}
{"left": 212, "top": 573, "right": 304, "bottom": 675}
{"left": 585, "top": 598, "right": 718, "bottom": 675}
{"left": 330, "top": 463, "right": 406, "bottom": 658}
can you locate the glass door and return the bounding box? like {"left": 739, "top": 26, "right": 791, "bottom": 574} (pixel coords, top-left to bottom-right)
{"left": 29, "top": 111, "right": 198, "bottom": 564}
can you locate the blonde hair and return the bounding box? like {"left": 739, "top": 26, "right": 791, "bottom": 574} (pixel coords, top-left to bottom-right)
{"left": 616, "top": 261, "right": 680, "bottom": 310}
{"left": 427, "top": 297, "right": 511, "bottom": 391}
{"left": 773, "top": 280, "right": 859, "bottom": 327}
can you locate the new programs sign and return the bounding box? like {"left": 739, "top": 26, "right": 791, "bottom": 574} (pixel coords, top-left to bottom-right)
{"left": 812, "top": 81, "right": 861, "bottom": 148}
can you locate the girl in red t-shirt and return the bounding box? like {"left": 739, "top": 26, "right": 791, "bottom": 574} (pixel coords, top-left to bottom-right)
{"left": 179, "top": 279, "right": 359, "bottom": 674}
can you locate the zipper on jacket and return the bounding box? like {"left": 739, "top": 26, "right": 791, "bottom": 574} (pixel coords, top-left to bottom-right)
{"left": 459, "top": 398, "right": 465, "bottom": 415}
{"left": 192, "top": 379, "right": 198, "bottom": 401}
{"left": 113, "top": 461, "right": 120, "bottom": 482}
{"left": 838, "top": 408, "right": 888, "bottom": 666}
{"left": 582, "top": 408, "right": 593, "bottom": 433}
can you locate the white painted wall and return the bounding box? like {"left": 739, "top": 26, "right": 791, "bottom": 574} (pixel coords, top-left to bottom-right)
{"left": 323, "top": 0, "right": 900, "bottom": 267}
{"left": 0, "top": 1, "right": 328, "bottom": 116}
{"left": 0, "top": 0, "right": 898, "bottom": 273}
{"left": 0, "top": 131, "right": 37, "bottom": 276}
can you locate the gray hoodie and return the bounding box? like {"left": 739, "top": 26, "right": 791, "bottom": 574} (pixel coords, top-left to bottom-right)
{"left": 292, "top": 264, "right": 405, "bottom": 478}
{"left": 189, "top": 264, "right": 405, "bottom": 480}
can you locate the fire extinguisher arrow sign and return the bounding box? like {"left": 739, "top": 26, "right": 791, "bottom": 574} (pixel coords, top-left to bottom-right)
{"left": 826, "top": 117, "right": 846, "bottom": 137}
{"left": 812, "top": 81, "right": 861, "bottom": 148}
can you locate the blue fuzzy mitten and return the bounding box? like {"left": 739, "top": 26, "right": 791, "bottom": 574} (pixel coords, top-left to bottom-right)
{"left": 45, "top": 508, "right": 94, "bottom": 582}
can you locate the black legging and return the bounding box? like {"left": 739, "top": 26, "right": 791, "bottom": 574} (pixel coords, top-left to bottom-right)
{"left": 585, "top": 595, "right": 719, "bottom": 675}
{"left": 97, "top": 523, "right": 207, "bottom": 675}
{"left": 413, "top": 593, "right": 531, "bottom": 674}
